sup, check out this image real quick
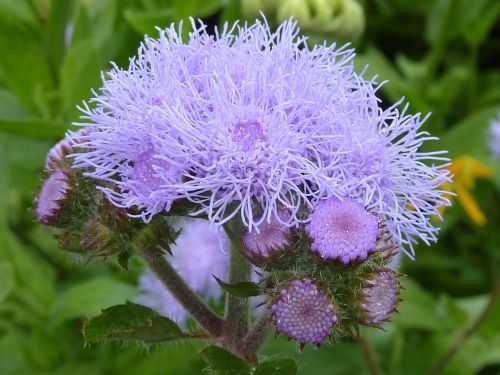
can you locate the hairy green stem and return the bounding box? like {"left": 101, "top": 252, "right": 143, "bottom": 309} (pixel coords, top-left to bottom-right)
{"left": 224, "top": 221, "right": 252, "bottom": 350}
{"left": 240, "top": 313, "right": 272, "bottom": 362}
{"left": 142, "top": 247, "right": 225, "bottom": 338}
{"left": 359, "top": 335, "right": 381, "bottom": 375}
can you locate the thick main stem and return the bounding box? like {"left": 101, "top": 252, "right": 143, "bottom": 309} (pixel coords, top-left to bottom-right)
{"left": 142, "top": 247, "right": 225, "bottom": 338}
{"left": 224, "top": 222, "right": 252, "bottom": 350}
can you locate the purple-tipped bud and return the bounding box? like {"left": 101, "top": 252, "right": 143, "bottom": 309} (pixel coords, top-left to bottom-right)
{"left": 271, "top": 279, "right": 337, "bottom": 346}
{"left": 358, "top": 268, "right": 400, "bottom": 326}
{"left": 305, "top": 197, "right": 379, "bottom": 263}
{"left": 35, "top": 170, "right": 70, "bottom": 225}
{"left": 45, "top": 130, "right": 87, "bottom": 171}
{"left": 242, "top": 209, "right": 292, "bottom": 263}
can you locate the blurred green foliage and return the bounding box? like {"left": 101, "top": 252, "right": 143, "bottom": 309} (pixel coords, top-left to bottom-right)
{"left": 0, "top": 0, "right": 499, "bottom": 374}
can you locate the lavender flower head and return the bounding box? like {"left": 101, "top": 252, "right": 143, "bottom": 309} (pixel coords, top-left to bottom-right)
{"left": 137, "top": 219, "right": 229, "bottom": 324}
{"left": 305, "top": 197, "right": 379, "bottom": 263}
{"left": 489, "top": 114, "right": 500, "bottom": 158}
{"left": 72, "top": 19, "right": 450, "bottom": 257}
{"left": 358, "top": 268, "right": 400, "bottom": 326}
{"left": 271, "top": 279, "right": 337, "bottom": 346}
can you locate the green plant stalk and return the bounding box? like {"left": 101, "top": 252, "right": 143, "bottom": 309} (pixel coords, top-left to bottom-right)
{"left": 224, "top": 221, "right": 252, "bottom": 351}
{"left": 142, "top": 246, "right": 225, "bottom": 339}
{"left": 240, "top": 313, "right": 272, "bottom": 362}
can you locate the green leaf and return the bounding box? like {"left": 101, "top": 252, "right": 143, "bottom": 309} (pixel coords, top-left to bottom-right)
{"left": 199, "top": 345, "right": 251, "bottom": 375}
{"left": 0, "top": 21, "right": 54, "bottom": 115}
{"left": 123, "top": 7, "right": 174, "bottom": 36}
{"left": 83, "top": 301, "right": 186, "bottom": 344}
{"left": 439, "top": 105, "right": 500, "bottom": 160}
{"left": 392, "top": 278, "right": 443, "bottom": 331}
{"left": 0, "top": 89, "right": 29, "bottom": 118}
{"left": 0, "top": 117, "right": 66, "bottom": 139}
{"left": 45, "top": 0, "right": 75, "bottom": 76}
{"left": 60, "top": 39, "right": 103, "bottom": 121}
{"left": 49, "top": 277, "right": 137, "bottom": 325}
{"left": 214, "top": 276, "right": 261, "bottom": 298}
{"left": 0, "top": 262, "right": 14, "bottom": 302}
{"left": 254, "top": 358, "right": 298, "bottom": 375}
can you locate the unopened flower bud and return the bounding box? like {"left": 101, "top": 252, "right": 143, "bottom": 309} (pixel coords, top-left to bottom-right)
{"left": 45, "top": 130, "right": 87, "bottom": 171}
{"left": 35, "top": 170, "right": 71, "bottom": 225}
{"left": 305, "top": 197, "right": 379, "bottom": 264}
{"left": 242, "top": 209, "right": 292, "bottom": 264}
{"left": 271, "top": 279, "right": 337, "bottom": 347}
{"left": 357, "top": 268, "right": 401, "bottom": 326}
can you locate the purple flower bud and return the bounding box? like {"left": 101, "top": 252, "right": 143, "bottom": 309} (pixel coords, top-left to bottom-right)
{"left": 242, "top": 209, "right": 292, "bottom": 263}
{"left": 305, "top": 197, "right": 379, "bottom": 263}
{"left": 35, "top": 170, "right": 70, "bottom": 225}
{"left": 271, "top": 279, "right": 337, "bottom": 346}
{"left": 45, "top": 130, "right": 87, "bottom": 171}
{"left": 358, "top": 268, "right": 400, "bottom": 326}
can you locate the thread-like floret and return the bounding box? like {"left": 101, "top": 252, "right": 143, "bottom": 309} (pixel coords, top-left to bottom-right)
{"left": 271, "top": 279, "right": 336, "bottom": 345}
{"left": 36, "top": 170, "right": 70, "bottom": 224}
{"left": 359, "top": 268, "right": 400, "bottom": 325}
{"left": 305, "top": 197, "right": 379, "bottom": 263}
{"left": 71, "top": 18, "right": 450, "bottom": 257}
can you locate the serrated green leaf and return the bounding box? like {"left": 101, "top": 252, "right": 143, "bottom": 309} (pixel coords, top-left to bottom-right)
{"left": 199, "top": 345, "right": 251, "bottom": 375}
{"left": 0, "top": 117, "right": 66, "bottom": 139}
{"left": 254, "top": 358, "right": 297, "bottom": 375}
{"left": 0, "top": 262, "right": 14, "bottom": 302}
{"left": 83, "top": 301, "right": 186, "bottom": 344}
{"left": 214, "top": 276, "right": 261, "bottom": 298}
{"left": 49, "top": 277, "right": 137, "bottom": 325}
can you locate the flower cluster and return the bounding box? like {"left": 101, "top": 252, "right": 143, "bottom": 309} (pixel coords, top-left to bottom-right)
{"left": 72, "top": 19, "right": 450, "bottom": 259}
{"left": 34, "top": 18, "right": 453, "bottom": 355}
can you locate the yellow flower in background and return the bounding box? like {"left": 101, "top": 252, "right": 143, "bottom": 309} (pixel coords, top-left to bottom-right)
{"left": 440, "top": 156, "right": 494, "bottom": 225}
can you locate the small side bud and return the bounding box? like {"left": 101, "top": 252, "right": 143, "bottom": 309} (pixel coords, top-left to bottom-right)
{"left": 242, "top": 209, "right": 292, "bottom": 265}
{"left": 35, "top": 170, "right": 71, "bottom": 225}
{"left": 356, "top": 268, "right": 401, "bottom": 327}
{"left": 45, "top": 130, "right": 87, "bottom": 171}
{"left": 271, "top": 278, "right": 337, "bottom": 347}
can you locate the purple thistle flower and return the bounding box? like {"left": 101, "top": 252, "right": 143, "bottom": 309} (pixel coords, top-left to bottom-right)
{"left": 35, "top": 170, "right": 70, "bottom": 224}
{"left": 271, "top": 278, "right": 337, "bottom": 346}
{"left": 242, "top": 208, "right": 292, "bottom": 262}
{"left": 137, "top": 219, "right": 230, "bottom": 324}
{"left": 489, "top": 114, "right": 500, "bottom": 158}
{"left": 305, "top": 197, "right": 379, "bottom": 263}
{"left": 72, "top": 19, "right": 450, "bottom": 257}
{"left": 358, "top": 268, "right": 400, "bottom": 326}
